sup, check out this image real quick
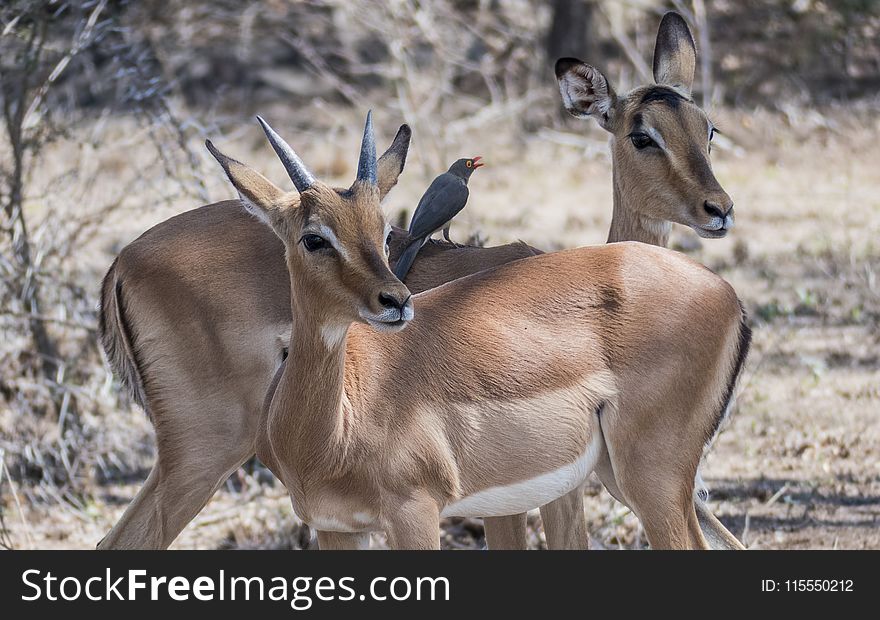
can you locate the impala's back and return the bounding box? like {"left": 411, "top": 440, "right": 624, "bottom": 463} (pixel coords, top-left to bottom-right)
{"left": 357, "top": 240, "right": 746, "bottom": 510}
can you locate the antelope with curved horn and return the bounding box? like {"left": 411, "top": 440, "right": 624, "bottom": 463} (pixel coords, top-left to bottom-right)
{"left": 208, "top": 111, "right": 747, "bottom": 550}
{"left": 97, "top": 11, "right": 744, "bottom": 550}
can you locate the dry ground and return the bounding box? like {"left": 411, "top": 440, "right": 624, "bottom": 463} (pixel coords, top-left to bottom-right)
{"left": 2, "top": 104, "right": 878, "bottom": 549}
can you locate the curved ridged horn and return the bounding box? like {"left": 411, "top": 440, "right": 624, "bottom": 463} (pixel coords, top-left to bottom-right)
{"left": 256, "top": 115, "right": 315, "bottom": 193}
{"left": 356, "top": 110, "right": 377, "bottom": 186}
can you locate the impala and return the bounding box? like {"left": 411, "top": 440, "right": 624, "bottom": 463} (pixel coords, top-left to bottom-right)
{"left": 496, "top": 10, "right": 741, "bottom": 550}
{"left": 98, "top": 12, "right": 744, "bottom": 550}
{"left": 205, "top": 111, "right": 747, "bottom": 550}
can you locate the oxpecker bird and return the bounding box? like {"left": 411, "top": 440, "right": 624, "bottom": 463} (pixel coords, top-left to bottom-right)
{"left": 393, "top": 157, "right": 484, "bottom": 281}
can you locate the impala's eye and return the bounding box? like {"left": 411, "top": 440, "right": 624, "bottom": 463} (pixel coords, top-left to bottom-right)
{"left": 385, "top": 231, "right": 392, "bottom": 254}
{"left": 630, "top": 133, "right": 655, "bottom": 150}
{"left": 709, "top": 127, "right": 716, "bottom": 142}
{"left": 301, "top": 234, "right": 329, "bottom": 252}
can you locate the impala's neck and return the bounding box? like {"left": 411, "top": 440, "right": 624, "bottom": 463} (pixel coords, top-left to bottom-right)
{"left": 274, "top": 290, "right": 353, "bottom": 469}
{"left": 607, "top": 161, "right": 671, "bottom": 247}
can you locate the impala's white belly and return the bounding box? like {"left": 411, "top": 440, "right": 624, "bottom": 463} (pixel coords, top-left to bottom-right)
{"left": 440, "top": 432, "right": 603, "bottom": 518}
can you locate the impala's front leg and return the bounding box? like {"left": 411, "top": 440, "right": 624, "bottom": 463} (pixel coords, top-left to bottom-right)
{"left": 385, "top": 491, "right": 441, "bottom": 550}
{"left": 316, "top": 531, "right": 371, "bottom": 550}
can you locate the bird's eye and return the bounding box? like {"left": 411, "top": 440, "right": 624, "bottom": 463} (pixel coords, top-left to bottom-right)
{"left": 466, "top": 160, "right": 472, "bottom": 168}
{"left": 630, "top": 133, "right": 655, "bottom": 150}
{"left": 301, "top": 234, "right": 329, "bottom": 252}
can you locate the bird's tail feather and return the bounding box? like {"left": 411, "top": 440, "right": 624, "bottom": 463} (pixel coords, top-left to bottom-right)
{"left": 393, "top": 239, "right": 423, "bottom": 281}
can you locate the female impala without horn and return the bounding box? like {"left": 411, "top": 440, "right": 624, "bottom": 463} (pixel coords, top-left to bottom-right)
{"left": 205, "top": 111, "right": 750, "bottom": 549}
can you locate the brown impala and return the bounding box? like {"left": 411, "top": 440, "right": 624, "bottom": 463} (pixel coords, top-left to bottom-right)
{"left": 98, "top": 12, "right": 745, "bottom": 549}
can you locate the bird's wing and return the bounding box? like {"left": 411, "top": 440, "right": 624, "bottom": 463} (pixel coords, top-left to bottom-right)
{"left": 406, "top": 174, "right": 469, "bottom": 239}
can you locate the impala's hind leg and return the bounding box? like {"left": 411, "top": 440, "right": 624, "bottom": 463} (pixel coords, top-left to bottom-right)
{"left": 600, "top": 403, "right": 709, "bottom": 550}
{"left": 98, "top": 398, "right": 255, "bottom": 549}
{"left": 596, "top": 406, "right": 742, "bottom": 549}
{"left": 609, "top": 454, "right": 704, "bottom": 550}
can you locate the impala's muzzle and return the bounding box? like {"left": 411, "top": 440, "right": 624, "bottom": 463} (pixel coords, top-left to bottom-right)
{"left": 361, "top": 289, "right": 413, "bottom": 332}
{"left": 694, "top": 198, "right": 734, "bottom": 238}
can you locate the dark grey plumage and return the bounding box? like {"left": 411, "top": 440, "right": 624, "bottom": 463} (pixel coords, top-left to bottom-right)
{"left": 393, "top": 157, "right": 483, "bottom": 281}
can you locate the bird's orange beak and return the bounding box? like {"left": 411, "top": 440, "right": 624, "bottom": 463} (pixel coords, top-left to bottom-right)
{"left": 472, "top": 156, "right": 484, "bottom": 169}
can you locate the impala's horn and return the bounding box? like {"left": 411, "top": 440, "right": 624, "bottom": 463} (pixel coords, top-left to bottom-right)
{"left": 256, "top": 115, "right": 316, "bottom": 193}
{"left": 356, "top": 110, "right": 378, "bottom": 186}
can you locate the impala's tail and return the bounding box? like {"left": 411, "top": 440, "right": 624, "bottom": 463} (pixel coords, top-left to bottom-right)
{"left": 98, "top": 260, "right": 148, "bottom": 415}
{"left": 705, "top": 300, "right": 752, "bottom": 450}
{"left": 696, "top": 300, "right": 752, "bottom": 549}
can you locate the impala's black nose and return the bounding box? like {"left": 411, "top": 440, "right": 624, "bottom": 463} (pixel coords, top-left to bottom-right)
{"left": 378, "top": 291, "right": 408, "bottom": 311}
{"left": 704, "top": 200, "right": 733, "bottom": 219}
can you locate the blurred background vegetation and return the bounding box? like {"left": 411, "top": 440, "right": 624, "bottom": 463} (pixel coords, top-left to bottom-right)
{"left": 1, "top": 0, "right": 878, "bottom": 550}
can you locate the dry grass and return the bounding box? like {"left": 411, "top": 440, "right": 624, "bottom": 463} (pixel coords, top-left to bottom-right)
{"left": 1, "top": 103, "right": 878, "bottom": 549}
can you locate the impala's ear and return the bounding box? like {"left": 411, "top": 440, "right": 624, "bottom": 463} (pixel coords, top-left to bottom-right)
{"left": 555, "top": 58, "right": 619, "bottom": 131}
{"left": 205, "top": 139, "right": 295, "bottom": 231}
{"left": 377, "top": 124, "right": 412, "bottom": 199}
{"left": 653, "top": 12, "right": 696, "bottom": 96}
